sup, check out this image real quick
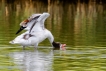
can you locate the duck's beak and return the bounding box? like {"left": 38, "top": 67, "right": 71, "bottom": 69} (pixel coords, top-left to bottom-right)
{"left": 60, "top": 44, "right": 66, "bottom": 50}
{"left": 16, "top": 26, "right": 26, "bottom": 34}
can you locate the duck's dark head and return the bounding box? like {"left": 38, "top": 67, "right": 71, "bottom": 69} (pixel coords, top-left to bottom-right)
{"left": 52, "top": 41, "right": 66, "bottom": 50}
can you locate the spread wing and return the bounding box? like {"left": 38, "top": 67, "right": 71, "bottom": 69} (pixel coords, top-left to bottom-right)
{"left": 16, "top": 13, "right": 50, "bottom": 34}
{"left": 30, "top": 13, "right": 50, "bottom": 32}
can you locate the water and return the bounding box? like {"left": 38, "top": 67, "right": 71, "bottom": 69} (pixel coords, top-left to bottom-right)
{"left": 0, "top": 0, "right": 106, "bottom": 71}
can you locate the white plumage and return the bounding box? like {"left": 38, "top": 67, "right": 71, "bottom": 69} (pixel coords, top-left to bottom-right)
{"left": 9, "top": 12, "right": 66, "bottom": 50}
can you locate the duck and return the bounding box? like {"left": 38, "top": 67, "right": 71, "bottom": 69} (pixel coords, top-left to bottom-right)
{"left": 9, "top": 12, "right": 66, "bottom": 50}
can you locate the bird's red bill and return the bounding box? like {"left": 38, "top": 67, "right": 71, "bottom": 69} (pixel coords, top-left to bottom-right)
{"left": 61, "top": 44, "right": 66, "bottom": 50}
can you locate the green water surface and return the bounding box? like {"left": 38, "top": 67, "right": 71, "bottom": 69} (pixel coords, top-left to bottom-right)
{"left": 0, "top": 0, "right": 106, "bottom": 71}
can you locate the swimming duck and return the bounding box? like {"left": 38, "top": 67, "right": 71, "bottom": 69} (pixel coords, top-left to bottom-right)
{"left": 9, "top": 13, "right": 66, "bottom": 50}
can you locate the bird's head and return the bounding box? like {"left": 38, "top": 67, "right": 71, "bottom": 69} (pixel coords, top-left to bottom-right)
{"left": 52, "top": 41, "right": 66, "bottom": 50}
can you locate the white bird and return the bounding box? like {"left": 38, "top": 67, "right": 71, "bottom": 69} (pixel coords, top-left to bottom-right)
{"left": 9, "top": 13, "right": 66, "bottom": 50}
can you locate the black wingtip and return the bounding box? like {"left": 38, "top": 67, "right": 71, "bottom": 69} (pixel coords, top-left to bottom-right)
{"left": 16, "top": 26, "right": 26, "bottom": 34}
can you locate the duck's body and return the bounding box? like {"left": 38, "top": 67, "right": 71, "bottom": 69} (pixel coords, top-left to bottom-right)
{"left": 10, "top": 29, "right": 54, "bottom": 48}
{"left": 10, "top": 12, "right": 66, "bottom": 50}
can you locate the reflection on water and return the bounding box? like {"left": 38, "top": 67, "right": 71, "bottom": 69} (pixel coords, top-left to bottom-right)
{"left": 0, "top": 0, "right": 106, "bottom": 71}
{"left": 0, "top": 46, "right": 105, "bottom": 71}
{"left": 10, "top": 49, "right": 53, "bottom": 71}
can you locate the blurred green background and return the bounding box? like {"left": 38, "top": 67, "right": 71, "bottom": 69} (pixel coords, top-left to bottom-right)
{"left": 0, "top": 0, "right": 106, "bottom": 71}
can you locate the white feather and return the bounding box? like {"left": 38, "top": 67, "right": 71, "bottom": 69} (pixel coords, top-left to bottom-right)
{"left": 10, "top": 13, "right": 54, "bottom": 48}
